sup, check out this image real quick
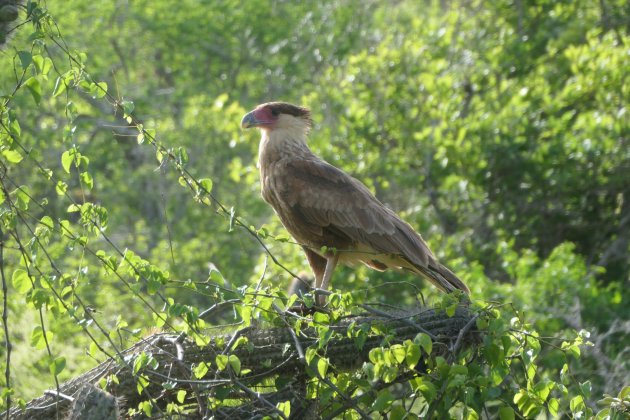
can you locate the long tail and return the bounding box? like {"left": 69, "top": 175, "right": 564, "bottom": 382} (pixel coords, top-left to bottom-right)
{"left": 415, "top": 263, "right": 470, "bottom": 294}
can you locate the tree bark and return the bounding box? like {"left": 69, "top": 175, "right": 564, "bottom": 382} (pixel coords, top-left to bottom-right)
{"left": 4, "top": 305, "right": 477, "bottom": 419}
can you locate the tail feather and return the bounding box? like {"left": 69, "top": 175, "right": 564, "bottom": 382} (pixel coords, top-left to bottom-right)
{"left": 415, "top": 263, "right": 470, "bottom": 294}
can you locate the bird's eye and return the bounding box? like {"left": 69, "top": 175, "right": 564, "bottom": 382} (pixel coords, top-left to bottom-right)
{"left": 270, "top": 109, "right": 279, "bottom": 116}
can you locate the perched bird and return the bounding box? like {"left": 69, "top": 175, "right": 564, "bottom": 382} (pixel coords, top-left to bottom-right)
{"left": 241, "top": 102, "right": 469, "bottom": 305}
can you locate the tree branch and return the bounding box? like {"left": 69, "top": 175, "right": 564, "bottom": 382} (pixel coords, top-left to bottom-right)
{"left": 4, "top": 305, "right": 477, "bottom": 419}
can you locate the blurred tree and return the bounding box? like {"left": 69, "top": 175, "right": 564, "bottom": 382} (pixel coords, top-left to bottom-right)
{"left": 0, "top": 0, "right": 628, "bottom": 417}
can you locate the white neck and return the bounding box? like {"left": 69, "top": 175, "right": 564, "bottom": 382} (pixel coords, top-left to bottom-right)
{"left": 257, "top": 115, "right": 312, "bottom": 167}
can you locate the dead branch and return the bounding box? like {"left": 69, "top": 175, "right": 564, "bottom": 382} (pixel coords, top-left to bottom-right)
{"left": 4, "top": 305, "right": 477, "bottom": 419}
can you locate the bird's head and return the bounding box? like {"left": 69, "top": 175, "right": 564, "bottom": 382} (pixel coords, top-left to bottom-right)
{"left": 241, "top": 102, "right": 312, "bottom": 133}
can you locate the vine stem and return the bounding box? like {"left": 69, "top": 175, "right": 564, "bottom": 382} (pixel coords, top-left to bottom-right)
{"left": 1, "top": 225, "right": 11, "bottom": 420}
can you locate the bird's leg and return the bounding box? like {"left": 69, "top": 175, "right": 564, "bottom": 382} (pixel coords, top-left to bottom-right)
{"left": 317, "top": 253, "right": 339, "bottom": 306}
{"left": 302, "top": 247, "right": 327, "bottom": 308}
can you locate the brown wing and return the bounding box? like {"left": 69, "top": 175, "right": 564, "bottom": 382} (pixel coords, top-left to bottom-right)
{"left": 272, "top": 157, "right": 435, "bottom": 269}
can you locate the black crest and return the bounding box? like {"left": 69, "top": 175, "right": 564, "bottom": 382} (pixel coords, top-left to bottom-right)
{"left": 263, "top": 102, "right": 312, "bottom": 126}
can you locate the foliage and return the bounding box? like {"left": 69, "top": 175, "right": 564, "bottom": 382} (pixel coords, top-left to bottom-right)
{"left": 0, "top": 0, "right": 628, "bottom": 418}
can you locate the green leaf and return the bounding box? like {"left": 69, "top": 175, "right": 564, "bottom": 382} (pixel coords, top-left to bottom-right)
{"left": 228, "top": 355, "right": 241, "bottom": 375}
{"left": 24, "top": 77, "right": 42, "bottom": 105}
{"left": 121, "top": 100, "right": 134, "bottom": 117}
{"left": 390, "top": 344, "right": 406, "bottom": 364}
{"left": 139, "top": 399, "right": 152, "bottom": 416}
{"left": 483, "top": 343, "right": 502, "bottom": 366}
{"left": 176, "top": 390, "right": 186, "bottom": 404}
{"left": 31, "top": 289, "right": 49, "bottom": 309}
{"left": 229, "top": 207, "right": 235, "bottom": 231}
{"left": 49, "top": 357, "right": 66, "bottom": 376}
{"left": 579, "top": 380, "right": 592, "bottom": 399}
{"left": 313, "top": 311, "right": 329, "bottom": 324}
{"left": 2, "top": 149, "right": 23, "bottom": 163}
{"left": 133, "top": 352, "right": 149, "bottom": 375}
{"left": 216, "top": 355, "right": 228, "bottom": 371}
{"left": 30, "top": 326, "right": 53, "bottom": 350}
{"left": 548, "top": 398, "right": 560, "bottom": 417}
{"left": 595, "top": 408, "right": 610, "bottom": 419}
{"left": 532, "top": 379, "right": 555, "bottom": 402}
{"left": 33, "top": 55, "right": 52, "bottom": 75}
{"left": 316, "top": 357, "right": 329, "bottom": 377}
{"left": 560, "top": 363, "right": 570, "bottom": 384}
{"left": 198, "top": 178, "right": 213, "bottom": 194}
{"left": 570, "top": 395, "right": 585, "bottom": 413}
{"left": 382, "top": 365, "right": 399, "bottom": 383}
{"left": 53, "top": 76, "right": 67, "bottom": 97}
{"left": 8, "top": 118, "right": 20, "bottom": 137}
{"left": 389, "top": 405, "right": 407, "bottom": 420}
{"left": 135, "top": 375, "right": 150, "bottom": 395}
{"left": 405, "top": 342, "right": 421, "bottom": 369}
{"left": 409, "top": 377, "right": 436, "bottom": 402}
{"left": 369, "top": 348, "right": 384, "bottom": 365}
{"left": 371, "top": 389, "right": 394, "bottom": 412}
{"left": 414, "top": 332, "right": 432, "bottom": 355}
{"left": 514, "top": 389, "right": 541, "bottom": 417}
{"left": 449, "top": 364, "right": 468, "bottom": 378}
{"left": 277, "top": 401, "right": 291, "bottom": 417}
{"left": 176, "top": 147, "right": 188, "bottom": 165}
{"left": 80, "top": 171, "right": 94, "bottom": 189}
{"left": 14, "top": 186, "right": 31, "bottom": 210}
{"left": 12, "top": 269, "right": 32, "bottom": 294}
{"left": 498, "top": 406, "right": 515, "bottom": 420}
{"left": 0, "top": 388, "right": 14, "bottom": 400}
{"left": 17, "top": 51, "right": 32, "bottom": 70}
{"left": 92, "top": 81, "right": 107, "bottom": 98}
{"left": 89, "top": 342, "right": 99, "bottom": 357}
{"left": 55, "top": 181, "right": 68, "bottom": 195}
{"left": 305, "top": 347, "right": 317, "bottom": 365}
{"left": 61, "top": 150, "right": 73, "bottom": 173}
{"left": 193, "top": 362, "right": 209, "bottom": 379}
{"left": 67, "top": 204, "right": 81, "bottom": 213}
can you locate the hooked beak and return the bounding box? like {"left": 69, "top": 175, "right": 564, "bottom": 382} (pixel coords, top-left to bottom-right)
{"left": 240, "top": 111, "right": 260, "bottom": 129}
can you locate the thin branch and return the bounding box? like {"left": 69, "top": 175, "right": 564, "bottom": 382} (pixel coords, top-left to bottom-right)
{"left": 449, "top": 313, "right": 479, "bottom": 361}
{"left": 255, "top": 255, "right": 268, "bottom": 291}
{"left": 0, "top": 225, "right": 11, "bottom": 419}
{"left": 272, "top": 302, "right": 305, "bottom": 362}
{"left": 233, "top": 379, "right": 288, "bottom": 420}
{"left": 199, "top": 299, "right": 241, "bottom": 320}
{"left": 318, "top": 376, "right": 370, "bottom": 420}
{"left": 41, "top": 391, "right": 73, "bottom": 403}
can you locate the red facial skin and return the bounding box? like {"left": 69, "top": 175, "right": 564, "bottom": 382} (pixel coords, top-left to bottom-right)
{"left": 252, "top": 106, "right": 277, "bottom": 126}
{"left": 241, "top": 105, "right": 278, "bottom": 129}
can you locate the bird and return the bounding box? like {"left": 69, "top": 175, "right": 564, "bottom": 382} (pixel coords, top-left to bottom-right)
{"left": 241, "top": 102, "right": 469, "bottom": 305}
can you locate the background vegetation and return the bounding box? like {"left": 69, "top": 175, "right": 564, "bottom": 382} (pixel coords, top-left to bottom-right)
{"left": 0, "top": 0, "right": 629, "bottom": 418}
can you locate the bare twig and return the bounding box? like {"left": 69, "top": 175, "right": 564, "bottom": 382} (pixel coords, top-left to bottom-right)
{"left": 0, "top": 225, "right": 11, "bottom": 419}
{"left": 318, "top": 375, "right": 370, "bottom": 420}
{"left": 233, "top": 379, "right": 288, "bottom": 420}
{"left": 222, "top": 326, "right": 255, "bottom": 355}
{"left": 255, "top": 255, "right": 268, "bottom": 291}
{"left": 449, "top": 313, "right": 479, "bottom": 361}
{"left": 199, "top": 299, "right": 241, "bottom": 320}
{"left": 272, "top": 302, "right": 305, "bottom": 362}
{"left": 42, "top": 391, "right": 73, "bottom": 403}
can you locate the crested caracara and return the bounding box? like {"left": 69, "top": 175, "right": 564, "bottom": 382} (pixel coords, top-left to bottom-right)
{"left": 241, "top": 102, "right": 469, "bottom": 305}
